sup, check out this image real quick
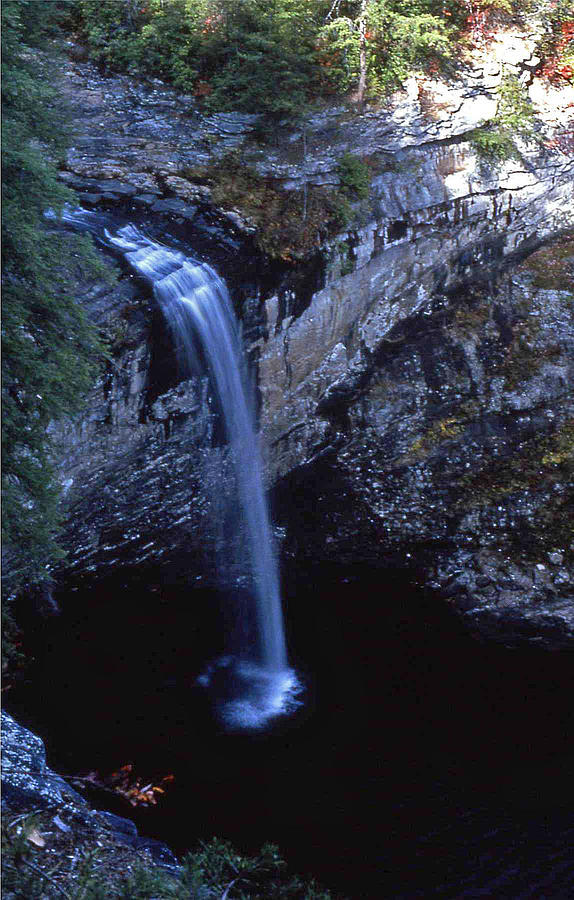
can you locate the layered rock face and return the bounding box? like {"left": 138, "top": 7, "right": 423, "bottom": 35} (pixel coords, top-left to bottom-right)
{"left": 52, "top": 34, "right": 574, "bottom": 645}
{"left": 270, "top": 254, "right": 574, "bottom": 648}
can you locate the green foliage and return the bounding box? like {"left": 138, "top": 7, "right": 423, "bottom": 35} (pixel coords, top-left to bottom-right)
{"left": 75, "top": 0, "right": 209, "bottom": 91}
{"left": 205, "top": 1, "right": 320, "bottom": 122}
{"left": 69, "top": 0, "right": 463, "bottom": 115}
{"left": 182, "top": 838, "right": 333, "bottom": 898}
{"left": 536, "top": 0, "right": 574, "bottom": 85}
{"left": 317, "top": 14, "right": 362, "bottom": 94}
{"left": 2, "top": 602, "right": 25, "bottom": 677}
{"left": 337, "top": 153, "right": 371, "bottom": 200}
{"left": 2, "top": 811, "right": 333, "bottom": 899}
{"left": 317, "top": 0, "right": 455, "bottom": 97}
{"left": 470, "top": 127, "right": 517, "bottom": 160}
{"left": 73, "top": 0, "right": 327, "bottom": 119}
{"left": 471, "top": 73, "right": 536, "bottom": 161}
{"left": 328, "top": 194, "right": 355, "bottom": 229}
{"left": 366, "top": 0, "right": 456, "bottom": 96}
{"left": 117, "top": 864, "right": 182, "bottom": 899}
{"left": 2, "top": 0, "right": 110, "bottom": 600}
{"left": 329, "top": 152, "right": 372, "bottom": 228}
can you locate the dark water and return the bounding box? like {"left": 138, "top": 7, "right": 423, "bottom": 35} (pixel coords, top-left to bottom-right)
{"left": 8, "top": 565, "right": 574, "bottom": 897}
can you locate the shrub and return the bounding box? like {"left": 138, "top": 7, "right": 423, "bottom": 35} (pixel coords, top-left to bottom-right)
{"left": 336, "top": 153, "right": 371, "bottom": 201}
{"left": 471, "top": 73, "right": 536, "bottom": 161}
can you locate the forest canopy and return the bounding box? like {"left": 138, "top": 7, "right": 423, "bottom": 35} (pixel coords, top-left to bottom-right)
{"left": 63, "top": 1, "right": 502, "bottom": 109}
{"left": 67, "top": 0, "right": 574, "bottom": 115}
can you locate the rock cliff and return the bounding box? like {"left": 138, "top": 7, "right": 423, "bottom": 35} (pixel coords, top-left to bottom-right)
{"left": 50, "top": 32, "right": 573, "bottom": 646}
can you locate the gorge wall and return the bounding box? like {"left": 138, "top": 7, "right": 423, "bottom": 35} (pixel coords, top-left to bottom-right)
{"left": 50, "top": 30, "right": 574, "bottom": 647}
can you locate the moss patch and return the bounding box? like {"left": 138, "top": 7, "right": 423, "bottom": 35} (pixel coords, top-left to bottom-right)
{"left": 454, "top": 418, "right": 574, "bottom": 561}
{"left": 408, "top": 415, "right": 467, "bottom": 459}
{"left": 183, "top": 155, "right": 355, "bottom": 260}
{"left": 457, "top": 418, "right": 574, "bottom": 504}
{"left": 522, "top": 235, "right": 574, "bottom": 291}
{"left": 450, "top": 296, "right": 491, "bottom": 338}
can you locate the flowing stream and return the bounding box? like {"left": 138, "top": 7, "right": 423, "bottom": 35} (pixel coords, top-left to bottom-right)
{"left": 62, "top": 209, "right": 300, "bottom": 729}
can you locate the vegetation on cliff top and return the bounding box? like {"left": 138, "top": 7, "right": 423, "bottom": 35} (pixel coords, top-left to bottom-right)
{"left": 70, "top": 0, "right": 458, "bottom": 112}
{"left": 67, "top": 0, "right": 573, "bottom": 114}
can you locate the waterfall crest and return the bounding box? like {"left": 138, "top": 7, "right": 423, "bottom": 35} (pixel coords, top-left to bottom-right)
{"left": 99, "top": 221, "right": 300, "bottom": 730}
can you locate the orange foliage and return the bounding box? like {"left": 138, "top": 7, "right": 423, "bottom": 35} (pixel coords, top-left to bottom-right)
{"left": 72, "top": 764, "right": 175, "bottom": 808}
{"left": 540, "top": 22, "right": 574, "bottom": 83}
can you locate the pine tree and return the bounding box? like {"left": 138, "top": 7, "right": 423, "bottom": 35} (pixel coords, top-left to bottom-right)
{"left": 2, "top": 0, "right": 109, "bottom": 595}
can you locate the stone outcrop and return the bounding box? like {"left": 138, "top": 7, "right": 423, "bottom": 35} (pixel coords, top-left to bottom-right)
{"left": 48, "top": 34, "right": 574, "bottom": 646}
{"left": 269, "top": 255, "right": 574, "bottom": 648}
{"left": 1, "top": 711, "right": 179, "bottom": 869}
{"left": 1, "top": 711, "right": 79, "bottom": 811}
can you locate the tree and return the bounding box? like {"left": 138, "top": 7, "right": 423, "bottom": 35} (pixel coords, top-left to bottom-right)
{"left": 318, "top": 0, "right": 457, "bottom": 98}
{"left": 2, "top": 0, "right": 109, "bottom": 596}
{"left": 199, "top": 0, "right": 324, "bottom": 123}
{"left": 71, "top": 0, "right": 459, "bottom": 111}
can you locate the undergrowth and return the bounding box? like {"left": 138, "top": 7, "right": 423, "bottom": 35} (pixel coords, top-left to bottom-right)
{"left": 2, "top": 808, "right": 335, "bottom": 899}
{"left": 184, "top": 151, "right": 370, "bottom": 259}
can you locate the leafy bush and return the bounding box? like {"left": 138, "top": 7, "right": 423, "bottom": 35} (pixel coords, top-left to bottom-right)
{"left": 337, "top": 153, "right": 371, "bottom": 200}
{"left": 73, "top": 0, "right": 324, "bottom": 118}
{"left": 537, "top": 0, "right": 574, "bottom": 85}
{"left": 366, "top": 0, "right": 456, "bottom": 97}
{"left": 471, "top": 73, "right": 536, "bottom": 161}
{"left": 69, "top": 1, "right": 468, "bottom": 115}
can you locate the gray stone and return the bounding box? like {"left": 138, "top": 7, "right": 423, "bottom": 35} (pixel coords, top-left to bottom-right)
{"left": 81, "top": 192, "right": 103, "bottom": 205}
{"left": 1, "top": 711, "right": 71, "bottom": 811}
{"left": 94, "top": 180, "right": 137, "bottom": 196}
{"left": 548, "top": 551, "right": 564, "bottom": 566}
{"left": 151, "top": 198, "right": 197, "bottom": 218}
{"left": 42, "top": 37, "right": 574, "bottom": 652}
{"left": 133, "top": 193, "right": 160, "bottom": 206}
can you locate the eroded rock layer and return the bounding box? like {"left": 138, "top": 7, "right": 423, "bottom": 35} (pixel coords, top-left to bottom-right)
{"left": 50, "top": 37, "right": 574, "bottom": 646}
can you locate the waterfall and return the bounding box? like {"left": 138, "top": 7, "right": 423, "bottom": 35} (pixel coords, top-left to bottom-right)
{"left": 96, "top": 220, "right": 300, "bottom": 729}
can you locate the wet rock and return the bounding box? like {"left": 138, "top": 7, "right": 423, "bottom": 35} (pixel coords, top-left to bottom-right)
{"left": 1, "top": 711, "right": 81, "bottom": 811}
{"left": 164, "top": 176, "right": 212, "bottom": 203}
{"left": 151, "top": 198, "right": 197, "bottom": 219}
{"left": 98, "top": 811, "right": 138, "bottom": 837}
{"left": 82, "top": 192, "right": 103, "bottom": 205}
{"left": 133, "top": 192, "right": 160, "bottom": 206}
{"left": 220, "top": 209, "right": 257, "bottom": 233}
{"left": 554, "top": 570, "right": 572, "bottom": 588}
{"left": 47, "top": 40, "right": 574, "bottom": 651}
{"left": 134, "top": 837, "right": 179, "bottom": 866}
{"left": 93, "top": 179, "right": 137, "bottom": 196}
{"left": 548, "top": 551, "right": 564, "bottom": 566}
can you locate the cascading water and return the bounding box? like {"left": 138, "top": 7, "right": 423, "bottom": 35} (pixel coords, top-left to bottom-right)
{"left": 59, "top": 209, "right": 300, "bottom": 729}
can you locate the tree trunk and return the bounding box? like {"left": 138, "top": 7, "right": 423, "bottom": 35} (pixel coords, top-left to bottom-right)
{"left": 302, "top": 126, "right": 308, "bottom": 223}
{"left": 357, "top": 0, "right": 368, "bottom": 110}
